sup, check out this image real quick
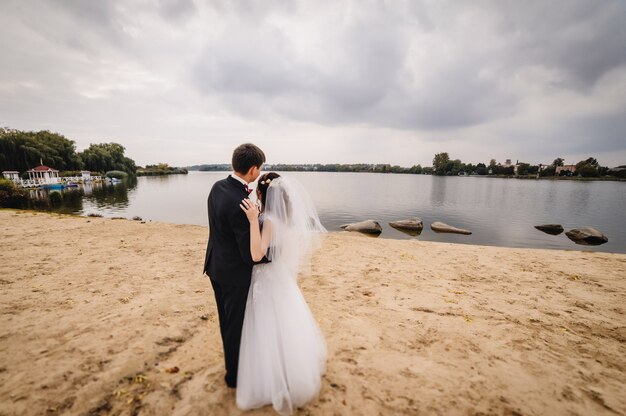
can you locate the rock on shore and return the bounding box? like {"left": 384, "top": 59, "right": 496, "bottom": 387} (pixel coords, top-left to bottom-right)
{"left": 340, "top": 220, "right": 383, "bottom": 235}
{"left": 389, "top": 218, "right": 424, "bottom": 236}
{"left": 534, "top": 224, "right": 564, "bottom": 235}
{"left": 565, "top": 227, "right": 609, "bottom": 246}
{"left": 430, "top": 221, "right": 472, "bottom": 235}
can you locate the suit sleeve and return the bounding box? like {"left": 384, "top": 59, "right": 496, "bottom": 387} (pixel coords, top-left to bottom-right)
{"left": 229, "top": 205, "right": 255, "bottom": 266}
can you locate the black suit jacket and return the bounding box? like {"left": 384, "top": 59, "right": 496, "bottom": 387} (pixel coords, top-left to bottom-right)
{"left": 203, "top": 176, "right": 267, "bottom": 287}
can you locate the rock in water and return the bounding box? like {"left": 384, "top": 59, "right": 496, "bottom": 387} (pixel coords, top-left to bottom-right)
{"left": 430, "top": 221, "right": 472, "bottom": 235}
{"left": 534, "top": 224, "right": 564, "bottom": 235}
{"left": 565, "top": 228, "right": 608, "bottom": 246}
{"left": 389, "top": 218, "right": 423, "bottom": 236}
{"left": 340, "top": 220, "right": 383, "bottom": 235}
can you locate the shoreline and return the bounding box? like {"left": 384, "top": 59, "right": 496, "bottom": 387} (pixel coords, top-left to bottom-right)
{"left": 1, "top": 210, "right": 625, "bottom": 415}
{"left": 3, "top": 208, "right": 623, "bottom": 255}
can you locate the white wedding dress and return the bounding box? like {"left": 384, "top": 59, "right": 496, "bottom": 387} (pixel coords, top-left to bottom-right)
{"left": 236, "top": 177, "right": 327, "bottom": 415}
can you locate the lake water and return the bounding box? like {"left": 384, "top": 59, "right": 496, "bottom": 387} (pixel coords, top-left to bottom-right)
{"left": 33, "top": 171, "right": 626, "bottom": 253}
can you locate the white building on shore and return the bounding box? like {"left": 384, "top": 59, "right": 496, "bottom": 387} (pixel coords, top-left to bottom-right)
{"left": 2, "top": 171, "right": 20, "bottom": 181}
{"left": 26, "top": 165, "right": 60, "bottom": 184}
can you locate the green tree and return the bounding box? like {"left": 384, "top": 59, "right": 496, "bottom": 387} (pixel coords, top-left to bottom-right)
{"left": 79, "top": 143, "right": 136, "bottom": 175}
{"left": 0, "top": 178, "right": 30, "bottom": 208}
{"left": 409, "top": 164, "right": 423, "bottom": 174}
{"left": 493, "top": 165, "right": 514, "bottom": 175}
{"left": 433, "top": 152, "right": 450, "bottom": 176}
{"left": 475, "top": 163, "right": 487, "bottom": 175}
{"left": 580, "top": 157, "right": 598, "bottom": 167}
{"left": 444, "top": 159, "right": 464, "bottom": 175}
{"left": 0, "top": 128, "right": 81, "bottom": 172}
{"left": 517, "top": 163, "right": 531, "bottom": 176}
{"left": 552, "top": 158, "right": 564, "bottom": 167}
{"left": 575, "top": 157, "right": 600, "bottom": 177}
{"left": 576, "top": 164, "right": 599, "bottom": 177}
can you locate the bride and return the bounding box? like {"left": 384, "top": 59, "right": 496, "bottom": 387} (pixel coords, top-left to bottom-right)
{"left": 236, "top": 172, "right": 327, "bottom": 415}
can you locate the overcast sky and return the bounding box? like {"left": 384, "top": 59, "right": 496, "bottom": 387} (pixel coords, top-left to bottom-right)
{"left": 1, "top": 0, "right": 625, "bottom": 167}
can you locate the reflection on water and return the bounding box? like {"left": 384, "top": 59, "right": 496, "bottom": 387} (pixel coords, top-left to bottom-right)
{"left": 28, "top": 177, "right": 137, "bottom": 215}
{"left": 84, "top": 181, "right": 133, "bottom": 210}
{"left": 27, "top": 187, "right": 85, "bottom": 214}
{"left": 430, "top": 176, "right": 447, "bottom": 207}
{"left": 27, "top": 172, "right": 626, "bottom": 253}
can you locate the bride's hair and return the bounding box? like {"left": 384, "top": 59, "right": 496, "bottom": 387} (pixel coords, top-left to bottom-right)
{"left": 257, "top": 172, "right": 281, "bottom": 206}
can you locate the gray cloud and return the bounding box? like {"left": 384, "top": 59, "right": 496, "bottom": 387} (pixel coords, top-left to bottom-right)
{"left": 190, "top": 1, "right": 626, "bottom": 132}
{"left": 494, "top": 0, "right": 626, "bottom": 88}
{"left": 159, "top": 0, "right": 196, "bottom": 22}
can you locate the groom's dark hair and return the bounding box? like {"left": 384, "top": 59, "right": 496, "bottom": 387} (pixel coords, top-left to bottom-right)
{"left": 232, "top": 143, "right": 266, "bottom": 174}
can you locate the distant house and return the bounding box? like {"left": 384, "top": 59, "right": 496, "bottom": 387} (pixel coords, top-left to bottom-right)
{"left": 607, "top": 166, "right": 626, "bottom": 178}
{"left": 503, "top": 159, "right": 519, "bottom": 174}
{"left": 2, "top": 171, "right": 19, "bottom": 181}
{"left": 556, "top": 165, "right": 577, "bottom": 175}
{"left": 81, "top": 170, "right": 92, "bottom": 180}
{"left": 27, "top": 165, "right": 60, "bottom": 184}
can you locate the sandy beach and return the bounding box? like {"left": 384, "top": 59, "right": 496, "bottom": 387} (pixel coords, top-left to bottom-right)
{"left": 0, "top": 209, "right": 624, "bottom": 415}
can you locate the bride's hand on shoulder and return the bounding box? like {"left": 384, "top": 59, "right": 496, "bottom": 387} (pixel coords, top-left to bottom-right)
{"left": 240, "top": 198, "right": 259, "bottom": 223}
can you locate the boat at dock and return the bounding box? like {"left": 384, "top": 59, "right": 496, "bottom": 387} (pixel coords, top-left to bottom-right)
{"left": 40, "top": 183, "right": 66, "bottom": 190}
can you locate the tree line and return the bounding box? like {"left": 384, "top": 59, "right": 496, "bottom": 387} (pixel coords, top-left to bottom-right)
{"left": 4, "top": 127, "right": 619, "bottom": 180}
{"left": 137, "top": 163, "right": 188, "bottom": 176}
{"left": 0, "top": 127, "right": 137, "bottom": 175}
{"left": 188, "top": 157, "right": 624, "bottom": 179}
{"left": 431, "top": 152, "right": 623, "bottom": 178}
{"left": 189, "top": 163, "right": 432, "bottom": 174}
{"left": 265, "top": 163, "right": 430, "bottom": 174}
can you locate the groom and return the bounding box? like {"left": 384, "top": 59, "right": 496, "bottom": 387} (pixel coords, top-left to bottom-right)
{"left": 203, "top": 143, "right": 268, "bottom": 388}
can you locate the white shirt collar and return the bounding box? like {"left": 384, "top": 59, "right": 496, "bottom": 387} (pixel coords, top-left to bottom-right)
{"left": 230, "top": 172, "right": 248, "bottom": 186}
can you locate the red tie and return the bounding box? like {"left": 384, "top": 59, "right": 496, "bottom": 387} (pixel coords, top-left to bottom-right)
{"left": 244, "top": 185, "right": 251, "bottom": 194}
